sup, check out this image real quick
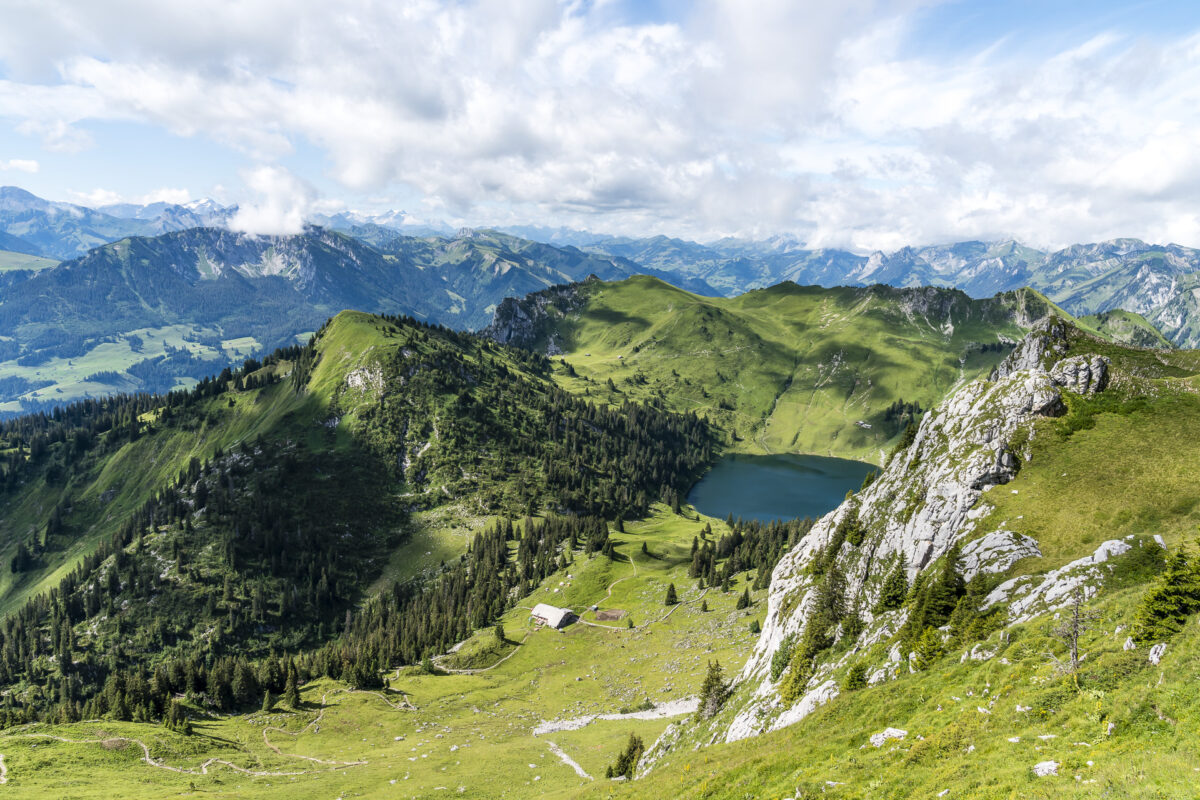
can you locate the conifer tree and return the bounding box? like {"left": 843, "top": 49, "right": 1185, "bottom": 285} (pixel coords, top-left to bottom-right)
{"left": 1134, "top": 543, "right": 1200, "bottom": 641}
{"left": 664, "top": 583, "right": 678, "bottom": 606}
{"left": 284, "top": 660, "right": 301, "bottom": 708}
{"left": 696, "top": 660, "right": 730, "bottom": 719}
{"left": 736, "top": 588, "right": 751, "bottom": 610}
{"left": 876, "top": 555, "right": 909, "bottom": 611}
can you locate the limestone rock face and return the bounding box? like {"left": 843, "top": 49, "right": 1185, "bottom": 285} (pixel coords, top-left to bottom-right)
{"left": 1049, "top": 354, "right": 1110, "bottom": 395}
{"left": 720, "top": 321, "right": 1125, "bottom": 743}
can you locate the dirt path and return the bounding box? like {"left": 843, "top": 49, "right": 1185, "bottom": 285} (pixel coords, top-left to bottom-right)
{"left": 260, "top": 690, "right": 373, "bottom": 767}
{"left": 0, "top": 690, "right": 397, "bottom": 783}
{"left": 546, "top": 740, "right": 592, "bottom": 780}
{"left": 580, "top": 585, "right": 708, "bottom": 632}
{"left": 532, "top": 697, "right": 699, "bottom": 736}
{"left": 432, "top": 632, "right": 531, "bottom": 675}
{"left": 0, "top": 733, "right": 315, "bottom": 778}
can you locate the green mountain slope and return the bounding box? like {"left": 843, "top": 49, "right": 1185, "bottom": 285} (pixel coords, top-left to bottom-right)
{"left": 488, "top": 277, "right": 1063, "bottom": 462}
{"left": 586, "top": 319, "right": 1200, "bottom": 799}
{"left": 1075, "top": 308, "right": 1171, "bottom": 349}
{"left": 3, "top": 312, "right": 1200, "bottom": 798}
{"left": 0, "top": 309, "right": 713, "bottom": 726}
{"left": 0, "top": 227, "right": 717, "bottom": 415}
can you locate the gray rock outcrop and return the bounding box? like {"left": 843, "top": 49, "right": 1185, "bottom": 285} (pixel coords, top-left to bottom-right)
{"left": 719, "top": 321, "right": 1128, "bottom": 743}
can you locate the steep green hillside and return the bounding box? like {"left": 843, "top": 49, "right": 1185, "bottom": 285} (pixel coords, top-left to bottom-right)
{"left": 579, "top": 320, "right": 1200, "bottom": 799}
{"left": 1075, "top": 308, "right": 1171, "bottom": 349}
{"left": 488, "top": 277, "right": 1060, "bottom": 462}
{"left": 4, "top": 316, "right": 1200, "bottom": 798}
{"left": 0, "top": 309, "right": 714, "bottom": 728}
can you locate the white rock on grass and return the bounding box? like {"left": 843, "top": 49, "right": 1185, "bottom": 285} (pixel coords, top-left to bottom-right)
{"left": 869, "top": 728, "right": 908, "bottom": 747}
{"left": 1149, "top": 643, "right": 1167, "bottom": 665}
{"left": 1033, "top": 761, "right": 1059, "bottom": 777}
{"left": 1123, "top": 637, "right": 1137, "bottom": 651}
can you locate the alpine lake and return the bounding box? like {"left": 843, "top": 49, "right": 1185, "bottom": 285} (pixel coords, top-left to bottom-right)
{"left": 687, "top": 453, "right": 876, "bottom": 524}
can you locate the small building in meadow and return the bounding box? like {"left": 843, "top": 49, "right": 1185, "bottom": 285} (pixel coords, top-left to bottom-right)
{"left": 531, "top": 603, "right": 575, "bottom": 629}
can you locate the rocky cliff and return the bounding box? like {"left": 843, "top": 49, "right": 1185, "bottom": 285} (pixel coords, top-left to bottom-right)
{"left": 683, "top": 319, "right": 1147, "bottom": 745}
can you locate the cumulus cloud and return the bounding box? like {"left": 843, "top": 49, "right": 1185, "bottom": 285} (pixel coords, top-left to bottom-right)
{"left": 229, "top": 166, "right": 314, "bottom": 236}
{"left": 0, "top": 158, "right": 38, "bottom": 173}
{"left": 67, "top": 186, "right": 194, "bottom": 207}
{"left": 1, "top": 1, "right": 1199, "bottom": 247}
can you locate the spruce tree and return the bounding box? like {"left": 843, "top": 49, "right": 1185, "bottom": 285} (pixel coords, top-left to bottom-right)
{"left": 736, "top": 588, "right": 751, "bottom": 610}
{"left": 696, "top": 660, "right": 730, "bottom": 720}
{"left": 664, "top": 583, "right": 678, "bottom": 606}
{"left": 876, "top": 555, "right": 909, "bottom": 612}
{"left": 284, "top": 661, "right": 301, "bottom": 708}
{"left": 1134, "top": 544, "right": 1200, "bottom": 641}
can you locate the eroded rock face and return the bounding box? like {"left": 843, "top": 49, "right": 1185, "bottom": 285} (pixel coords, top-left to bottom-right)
{"left": 983, "top": 539, "right": 1131, "bottom": 623}
{"left": 1049, "top": 354, "right": 1109, "bottom": 395}
{"left": 960, "top": 530, "right": 1041, "bottom": 581}
{"left": 720, "top": 322, "right": 1121, "bottom": 743}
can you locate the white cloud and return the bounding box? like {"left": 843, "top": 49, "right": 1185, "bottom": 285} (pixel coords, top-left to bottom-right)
{"left": 0, "top": 158, "right": 38, "bottom": 173}
{"left": 229, "top": 166, "right": 314, "bottom": 235}
{"left": 67, "top": 187, "right": 122, "bottom": 206}
{"left": 1, "top": 2, "right": 1199, "bottom": 247}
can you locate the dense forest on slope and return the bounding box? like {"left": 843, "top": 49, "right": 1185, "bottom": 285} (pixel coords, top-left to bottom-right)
{"left": 0, "top": 310, "right": 715, "bottom": 726}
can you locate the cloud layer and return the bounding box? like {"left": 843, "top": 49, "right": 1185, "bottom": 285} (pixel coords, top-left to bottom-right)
{"left": 1, "top": 1, "right": 1199, "bottom": 247}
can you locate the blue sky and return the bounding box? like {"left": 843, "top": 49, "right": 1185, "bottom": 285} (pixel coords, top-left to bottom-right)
{"left": 2, "top": 0, "right": 1200, "bottom": 249}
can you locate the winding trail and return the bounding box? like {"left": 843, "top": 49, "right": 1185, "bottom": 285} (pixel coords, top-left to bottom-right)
{"left": 0, "top": 733, "right": 313, "bottom": 778}
{"left": 0, "top": 687, "right": 425, "bottom": 784}
{"left": 260, "top": 689, "right": 387, "bottom": 766}
{"left": 432, "top": 632, "right": 531, "bottom": 675}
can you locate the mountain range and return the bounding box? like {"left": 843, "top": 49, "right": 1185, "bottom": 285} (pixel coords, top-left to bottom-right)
{"left": 5, "top": 183, "right": 1200, "bottom": 419}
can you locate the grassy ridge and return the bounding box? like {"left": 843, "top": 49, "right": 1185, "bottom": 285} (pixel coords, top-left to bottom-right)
{"left": 516, "top": 277, "right": 1043, "bottom": 462}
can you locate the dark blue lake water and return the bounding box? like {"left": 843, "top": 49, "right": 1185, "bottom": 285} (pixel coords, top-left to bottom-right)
{"left": 686, "top": 453, "right": 875, "bottom": 524}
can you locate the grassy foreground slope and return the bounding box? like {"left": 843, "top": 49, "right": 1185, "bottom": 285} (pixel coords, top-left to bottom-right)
{"left": 0, "top": 506, "right": 766, "bottom": 798}
{"left": 489, "top": 277, "right": 1064, "bottom": 462}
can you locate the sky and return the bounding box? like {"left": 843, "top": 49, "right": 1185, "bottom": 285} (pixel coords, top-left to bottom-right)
{"left": 2, "top": 0, "right": 1200, "bottom": 250}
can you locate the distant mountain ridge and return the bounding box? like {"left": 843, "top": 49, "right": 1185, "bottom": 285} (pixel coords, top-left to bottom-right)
{"left": 569, "top": 234, "right": 1200, "bottom": 347}
{"left": 0, "top": 223, "right": 713, "bottom": 413}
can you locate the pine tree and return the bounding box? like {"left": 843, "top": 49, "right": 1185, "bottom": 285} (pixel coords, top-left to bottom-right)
{"left": 876, "top": 555, "right": 909, "bottom": 612}
{"left": 700, "top": 599, "right": 708, "bottom": 612}
{"left": 844, "top": 662, "right": 867, "bottom": 691}
{"left": 748, "top": 618, "right": 761, "bottom": 633}
{"left": 912, "top": 627, "right": 945, "bottom": 671}
{"left": 261, "top": 690, "right": 273, "bottom": 713}
{"left": 664, "top": 583, "right": 678, "bottom": 606}
{"left": 494, "top": 623, "right": 506, "bottom": 644}
{"left": 1133, "top": 544, "right": 1200, "bottom": 641}
{"left": 736, "top": 588, "right": 750, "bottom": 610}
{"left": 696, "top": 660, "right": 730, "bottom": 720}
{"left": 284, "top": 660, "right": 301, "bottom": 708}
{"left": 607, "top": 732, "right": 645, "bottom": 779}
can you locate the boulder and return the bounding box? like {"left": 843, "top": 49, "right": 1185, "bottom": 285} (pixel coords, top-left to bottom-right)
{"left": 1148, "top": 643, "right": 1167, "bottom": 665}
{"left": 869, "top": 727, "right": 908, "bottom": 748}
{"left": 1033, "top": 761, "right": 1059, "bottom": 777}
